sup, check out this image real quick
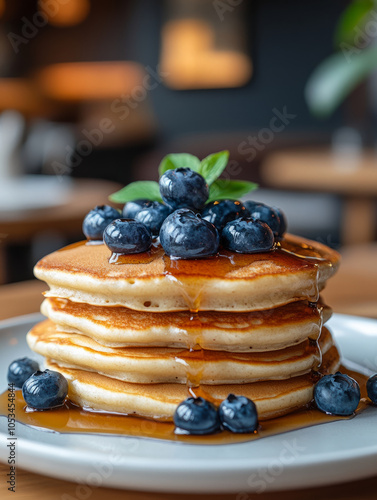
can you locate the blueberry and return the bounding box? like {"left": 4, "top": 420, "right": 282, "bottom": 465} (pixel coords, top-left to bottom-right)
{"left": 122, "top": 199, "right": 150, "bottom": 219}
{"left": 367, "top": 374, "right": 377, "bottom": 404}
{"left": 159, "top": 209, "right": 219, "bottom": 259}
{"left": 222, "top": 217, "right": 274, "bottom": 253}
{"left": 22, "top": 369, "right": 68, "bottom": 409}
{"left": 201, "top": 200, "right": 250, "bottom": 231}
{"left": 174, "top": 397, "right": 221, "bottom": 435}
{"left": 159, "top": 168, "right": 209, "bottom": 211}
{"left": 244, "top": 202, "right": 280, "bottom": 237}
{"left": 314, "top": 372, "right": 361, "bottom": 416}
{"left": 273, "top": 206, "right": 287, "bottom": 237}
{"left": 219, "top": 394, "right": 258, "bottom": 433}
{"left": 83, "top": 205, "right": 120, "bottom": 241}
{"left": 134, "top": 201, "right": 172, "bottom": 236}
{"left": 104, "top": 218, "right": 152, "bottom": 254}
{"left": 8, "top": 357, "right": 39, "bottom": 389}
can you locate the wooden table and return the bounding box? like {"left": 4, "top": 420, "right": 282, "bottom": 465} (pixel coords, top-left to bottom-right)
{"left": 0, "top": 178, "right": 121, "bottom": 284}
{"left": 322, "top": 244, "right": 377, "bottom": 318}
{"left": 1, "top": 242, "right": 377, "bottom": 499}
{"left": 262, "top": 149, "right": 377, "bottom": 245}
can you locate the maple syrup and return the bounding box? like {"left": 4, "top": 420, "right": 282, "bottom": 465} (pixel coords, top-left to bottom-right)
{"left": 46, "top": 297, "right": 326, "bottom": 355}
{"left": 110, "top": 242, "right": 317, "bottom": 278}
{"left": 96, "top": 237, "right": 324, "bottom": 281}
{"left": 104, "top": 238, "right": 327, "bottom": 356}
{"left": 28, "top": 236, "right": 349, "bottom": 444}
{"left": 0, "top": 368, "right": 370, "bottom": 445}
{"left": 47, "top": 239, "right": 333, "bottom": 411}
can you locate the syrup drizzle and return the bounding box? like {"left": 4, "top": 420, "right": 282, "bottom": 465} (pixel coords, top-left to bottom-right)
{"left": 34, "top": 237, "right": 344, "bottom": 443}
{"left": 88, "top": 238, "right": 331, "bottom": 403}
{"left": 161, "top": 242, "right": 322, "bottom": 394}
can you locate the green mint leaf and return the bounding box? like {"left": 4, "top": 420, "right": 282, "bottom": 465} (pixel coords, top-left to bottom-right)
{"left": 109, "top": 181, "right": 162, "bottom": 203}
{"left": 208, "top": 179, "right": 258, "bottom": 202}
{"left": 158, "top": 153, "right": 201, "bottom": 177}
{"left": 199, "top": 150, "right": 229, "bottom": 186}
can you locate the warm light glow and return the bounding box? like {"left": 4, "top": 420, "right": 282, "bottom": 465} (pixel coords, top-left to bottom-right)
{"left": 38, "top": 0, "right": 90, "bottom": 27}
{"left": 160, "top": 19, "right": 252, "bottom": 89}
{"left": 0, "top": 0, "right": 5, "bottom": 17}
{"left": 0, "top": 79, "right": 50, "bottom": 116}
{"left": 36, "top": 62, "right": 146, "bottom": 101}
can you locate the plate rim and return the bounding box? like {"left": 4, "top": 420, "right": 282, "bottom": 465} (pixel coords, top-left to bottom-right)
{"left": 1, "top": 312, "right": 377, "bottom": 492}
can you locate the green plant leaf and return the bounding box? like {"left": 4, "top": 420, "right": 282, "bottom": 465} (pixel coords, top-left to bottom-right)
{"left": 208, "top": 180, "right": 258, "bottom": 202}
{"left": 199, "top": 150, "right": 229, "bottom": 186}
{"left": 109, "top": 181, "right": 162, "bottom": 203}
{"left": 334, "top": 0, "right": 375, "bottom": 47}
{"left": 305, "top": 45, "right": 377, "bottom": 117}
{"left": 158, "top": 153, "right": 201, "bottom": 177}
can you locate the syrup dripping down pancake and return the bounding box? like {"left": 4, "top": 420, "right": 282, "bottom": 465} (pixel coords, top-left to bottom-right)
{"left": 45, "top": 343, "right": 340, "bottom": 421}
{"left": 34, "top": 234, "right": 340, "bottom": 312}
{"left": 27, "top": 320, "right": 335, "bottom": 384}
{"left": 41, "top": 297, "right": 331, "bottom": 351}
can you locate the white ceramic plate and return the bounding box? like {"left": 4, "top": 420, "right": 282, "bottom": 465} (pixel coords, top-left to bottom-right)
{"left": 0, "top": 313, "right": 377, "bottom": 493}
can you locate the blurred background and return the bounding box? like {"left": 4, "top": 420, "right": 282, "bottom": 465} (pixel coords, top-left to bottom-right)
{"left": 0, "top": 0, "right": 376, "bottom": 316}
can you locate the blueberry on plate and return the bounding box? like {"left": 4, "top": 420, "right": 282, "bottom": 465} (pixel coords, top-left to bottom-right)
{"left": 83, "top": 205, "right": 120, "bottom": 241}
{"left": 104, "top": 219, "right": 152, "bottom": 254}
{"left": 134, "top": 201, "right": 172, "bottom": 236}
{"left": 314, "top": 372, "right": 361, "bottom": 416}
{"left": 273, "top": 206, "right": 287, "bottom": 237}
{"left": 174, "top": 397, "right": 221, "bottom": 435}
{"left": 243, "top": 201, "right": 281, "bottom": 237}
{"left": 201, "top": 200, "right": 250, "bottom": 231}
{"left": 159, "top": 209, "right": 219, "bottom": 259}
{"left": 122, "top": 199, "right": 150, "bottom": 219}
{"left": 7, "top": 357, "right": 39, "bottom": 389}
{"left": 367, "top": 374, "right": 377, "bottom": 404}
{"left": 22, "top": 369, "right": 68, "bottom": 410}
{"left": 159, "top": 168, "right": 209, "bottom": 211}
{"left": 222, "top": 217, "right": 274, "bottom": 254}
{"left": 219, "top": 394, "right": 258, "bottom": 433}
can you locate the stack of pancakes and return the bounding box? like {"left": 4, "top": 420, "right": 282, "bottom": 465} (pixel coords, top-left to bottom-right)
{"left": 29, "top": 234, "right": 341, "bottom": 421}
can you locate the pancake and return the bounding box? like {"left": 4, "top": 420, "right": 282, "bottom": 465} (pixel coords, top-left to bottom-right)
{"left": 41, "top": 297, "right": 331, "bottom": 351}
{"left": 34, "top": 234, "right": 340, "bottom": 312}
{"left": 32, "top": 228, "right": 342, "bottom": 425}
{"left": 27, "top": 320, "right": 335, "bottom": 384}
{"left": 46, "top": 343, "right": 340, "bottom": 421}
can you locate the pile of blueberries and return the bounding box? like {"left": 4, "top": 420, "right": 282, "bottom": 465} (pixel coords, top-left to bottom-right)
{"left": 7, "top": 357, "right": 377, "bottom": 434}
{"left": 82, "top": 167, "right": 287, "bottom": 257}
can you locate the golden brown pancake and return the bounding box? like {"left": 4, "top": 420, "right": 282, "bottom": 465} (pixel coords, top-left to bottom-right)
{"left": 34, "top": 234, "right": 340, "bottom": 312}
{"left": 32, "top": 230, "right": 342, "bottom": 424}
{"left": 46, "top": 342, "right": 340, "bottom": 421}
{"left": 41, "top": 297, "right": 331, "bottom": 351}
{"left": 28, "top": 320, "right": 335, "bottom": 384}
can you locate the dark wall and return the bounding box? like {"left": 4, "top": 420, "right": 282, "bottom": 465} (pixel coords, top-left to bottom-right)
{"left": 5, "top": 0, "right": 346, "bottom": 141}
{"left": 124, "top": 0, "right": 346, "bottom": 139}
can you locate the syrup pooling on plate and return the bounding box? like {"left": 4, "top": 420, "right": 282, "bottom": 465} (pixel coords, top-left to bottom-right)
{"left": 0, "top": 368, "right": 370, "bottom": 445}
